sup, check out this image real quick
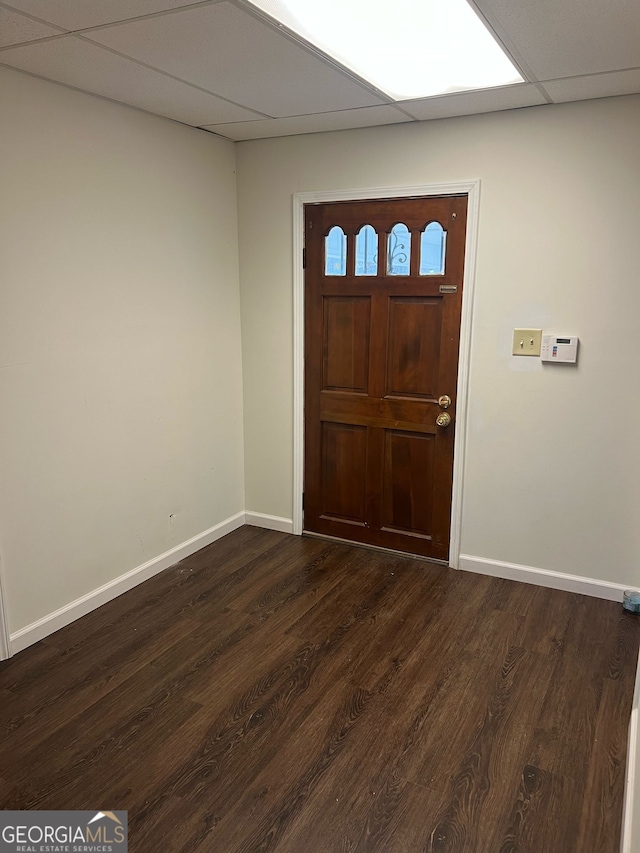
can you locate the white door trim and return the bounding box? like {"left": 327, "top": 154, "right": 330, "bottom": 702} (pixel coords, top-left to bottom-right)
{"left": 292, "top": 180, "right": 481, "bottom": 569}
{"left": 0, "top": 551, "right": 11, "bottom": 660}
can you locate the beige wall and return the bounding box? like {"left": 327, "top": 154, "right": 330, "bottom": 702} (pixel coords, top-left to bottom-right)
{"left": 236, "top": 95, "right": 640, "bottom": 586}
{"left": 0, "top": 67, "right": 245, "bottom": 633}
{"left": 2, "top": 65, "right": 639, "bottom": 639}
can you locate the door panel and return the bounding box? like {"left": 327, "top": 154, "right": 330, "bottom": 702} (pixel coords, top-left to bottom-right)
{"left": 382, "top": 430, "right": 435, "bottom": 538}
{"left": 386, "top": 297, "right": 442, "bottom": 399}
{"left": 304, "top": 195, "right": 467, "bottom": 560}
{"left": 322, "top": 296, "right": 371, "bottom": 393}
{"left": 321, "top": 422, "right": 367, "bottom": 525}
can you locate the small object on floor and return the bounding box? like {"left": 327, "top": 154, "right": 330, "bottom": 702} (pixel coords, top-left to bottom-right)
{"left": 623, "top": 590, "right": 640, "bottom": 613}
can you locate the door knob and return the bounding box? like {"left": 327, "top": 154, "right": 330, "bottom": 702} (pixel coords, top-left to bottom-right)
{"left": 438, "top": 395, "right": 452, "bottom": 409}
{"left": 436, "top": 412, "right": 452, "bottom": 428}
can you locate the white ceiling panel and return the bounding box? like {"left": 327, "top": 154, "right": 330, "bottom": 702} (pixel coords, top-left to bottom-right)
{"left": 0, "top": 36, "right": 264, "bottom": 124}
{"left": 1, "top": 0, "right": 209, "bottom": 30}
{"left": 1, "top": 0, "right": 638, "bottom": 140}
{"left": 474, "top": 0, "right": 640, "bottom": 80}
{"left": 401, "top": 83, "right": 547, "bottom": 121}
{"left": 204, "top": 105, "right": 412, "bottom": 141}
{"left": 86, "top": 2, "right": 386, "bottom": 117}
{"left": 543, "top": 70, "right": 640, "bottom": 104}
{"left": 0, "top": 6, "right": 64, "bottom": 47}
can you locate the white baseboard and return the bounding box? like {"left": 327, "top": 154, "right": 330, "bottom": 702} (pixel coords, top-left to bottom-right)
{"left": 9, "top": 510, "right": 246, "bottom": 655}
{"left": 245, "top": 512, "right": 294, "bottom": 534}
{"left": 458, "top": 554, "right": 628, "bottom": 602}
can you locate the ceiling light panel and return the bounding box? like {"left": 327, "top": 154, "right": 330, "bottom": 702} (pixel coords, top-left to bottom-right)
{"left": 247, "top": 0, "right": 523, "bottom": 100}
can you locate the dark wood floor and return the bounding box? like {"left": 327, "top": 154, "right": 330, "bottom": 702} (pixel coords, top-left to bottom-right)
{"left": 1, "top": 526, "right": 639, "bottom": 852}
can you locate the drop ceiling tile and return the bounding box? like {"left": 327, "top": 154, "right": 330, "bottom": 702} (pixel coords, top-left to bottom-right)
{"left": 0, "top": 7, "right": 64, "bottom": 47}
{"left": 0, "top": 36, "right": 263, "bottom": 124}
{"left": 474, "top": 0, "right": 640, "bottom": 79}
{"left": 401, "top": 84, "right": 546, "bottom": 121}
{"left": 543, "top": 69, "right": 640, "bottom": 104}
{"left": 86, "top": 2, "right": 385, "bottom": 117}
{"left": 1, "top": 0, "right": 209, "bottom": 30}
{"left": 203, "top": 105, "right": 411, "bottom": 141}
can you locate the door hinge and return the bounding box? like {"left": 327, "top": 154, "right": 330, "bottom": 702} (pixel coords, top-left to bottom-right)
{"left": 303, "top": 248, "right": 306, "bottom": 269}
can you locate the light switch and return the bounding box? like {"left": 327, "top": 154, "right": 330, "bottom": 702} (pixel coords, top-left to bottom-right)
{"left": 512, "top": 329, "right": 542, "bottom": 357}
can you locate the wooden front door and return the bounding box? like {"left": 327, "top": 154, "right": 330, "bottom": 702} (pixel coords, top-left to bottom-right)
{"left": 304, "top": 195, "right": 468, "bottom": 560}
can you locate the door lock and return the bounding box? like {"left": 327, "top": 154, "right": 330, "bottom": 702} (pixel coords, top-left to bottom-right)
{"left": 438, "top": 395, "right": 452, "bottom": 409}
{"left": 436, "top": 412, "right": 452, "bottom": 428}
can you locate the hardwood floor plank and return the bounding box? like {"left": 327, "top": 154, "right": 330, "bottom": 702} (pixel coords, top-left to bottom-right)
{"left": 0, "top": 641, "right": 61, "bottom": 691}
{"left": 418, "top": 644, "right": 537, "bottom": 851}
{"left": 208, "top": 681, "right": 385, "bottom": 853}
{"left": 1, "top": 608, "right": 251, "bottom": 781}
{"left": 479, "top": 575, "right": 546, "bottom": 617}
{"left": 0, "top": 613, "right": 202, "bottom": 736}
{"left": 510, "top": 584, "right": 574, "bottom": 657}
{"left": 176, "top": 677, "right": 367, "bottom": 851}
{"left": 104, "top": 568, "right": 414, "bottom": 822}
{"left": 222, "top": 541, "right": 368, "bottom": 640}
{"left": 492, "top": 764, "right": 571, "bottom": 853}
{"left": 525, "top": 595, "right": 614, "bottom": 780}
{"left": 360, "top": 779, "right": 448, "bottom": 853}
{"left": 0, "top": 527, "right": 637, "bottom": 853}
{"left": 378, "top": 607, "right": 530, "bottom": 795}
{"left": 602, "top": 611, "right": 640, "bottom": 684}
{"left": 575, "top": 678, "right": 635, "bottom": 852}
{"left": 128, "top": 794, "right": 220, "bottom": 853}
{"left": 428, "top": 647, "right": 557, "bottom": 852}
{"left": 4, "top": 695, "right": 203, "bottom": 812}
{"left": 280, "top": 547, "right": 399, "bottom": 644}
{"left": 222, "top": 535, "right": 338, "bottom": 614}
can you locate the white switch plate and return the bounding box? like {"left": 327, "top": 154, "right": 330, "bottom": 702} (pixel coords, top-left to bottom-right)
{"left": 512, "top": 328, "right": 542, "bottom": 357}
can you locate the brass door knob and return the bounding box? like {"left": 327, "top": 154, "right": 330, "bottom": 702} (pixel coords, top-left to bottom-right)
{"left": 436, "top": 412, "right": 452, "bottom": 428}
{"left": 438, "top": 395, "right": 452, "bottom": 409}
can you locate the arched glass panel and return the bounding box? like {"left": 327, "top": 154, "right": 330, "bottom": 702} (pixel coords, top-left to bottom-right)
{"left": 419, "top": 221, "right": 447, "bottom": 275}
{"left": 325, "top": 225, "right": 347, "bottom": 276}
{"left": 387, "top": 223, "right": 411, "bottom": 276}
{"left": 355, "top": 224, "right": 378, "bottom": 276}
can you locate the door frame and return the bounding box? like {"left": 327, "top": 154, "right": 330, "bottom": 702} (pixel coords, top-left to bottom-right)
{"left": 292, "top": 180, "right": 481, "bottom": 569}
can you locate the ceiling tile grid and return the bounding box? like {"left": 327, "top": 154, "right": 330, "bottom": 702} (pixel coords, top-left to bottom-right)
{"left": 0, "top": 0, "right": 213, "bottom": 30}
{"left": 473, "top": 0, "right": 640, "bottom": 80}
{"left": 0, "top": 0, "right": 639, "bottom": 139}
{"left": 84, "top": 2, "right": 386, "bottom": 117}
{"left": 542, "top": 68, "right": 640, "bottom": 104}
{"left": 204, "top": 104, "right": 412, "bottom": 141}
{"left": 0, "top": 6, "right": 65, "bottom": 47}
{"left": 401, "top": 83, "right": 548, "bottom": 122}
{"left": 0, "top": 35, "right": 265, "bottom": 125}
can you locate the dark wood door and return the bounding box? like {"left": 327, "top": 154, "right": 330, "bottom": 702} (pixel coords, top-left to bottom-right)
{"left": 304, "top": 195, "right": 468, "bottom": 560}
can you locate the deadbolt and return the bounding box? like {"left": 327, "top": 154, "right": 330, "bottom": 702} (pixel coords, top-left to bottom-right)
{"left": 438, "top": 395, "right": 452, "bottom": 409}
{"left": 436, "top": 412, "right": 452, "bottom": 428}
